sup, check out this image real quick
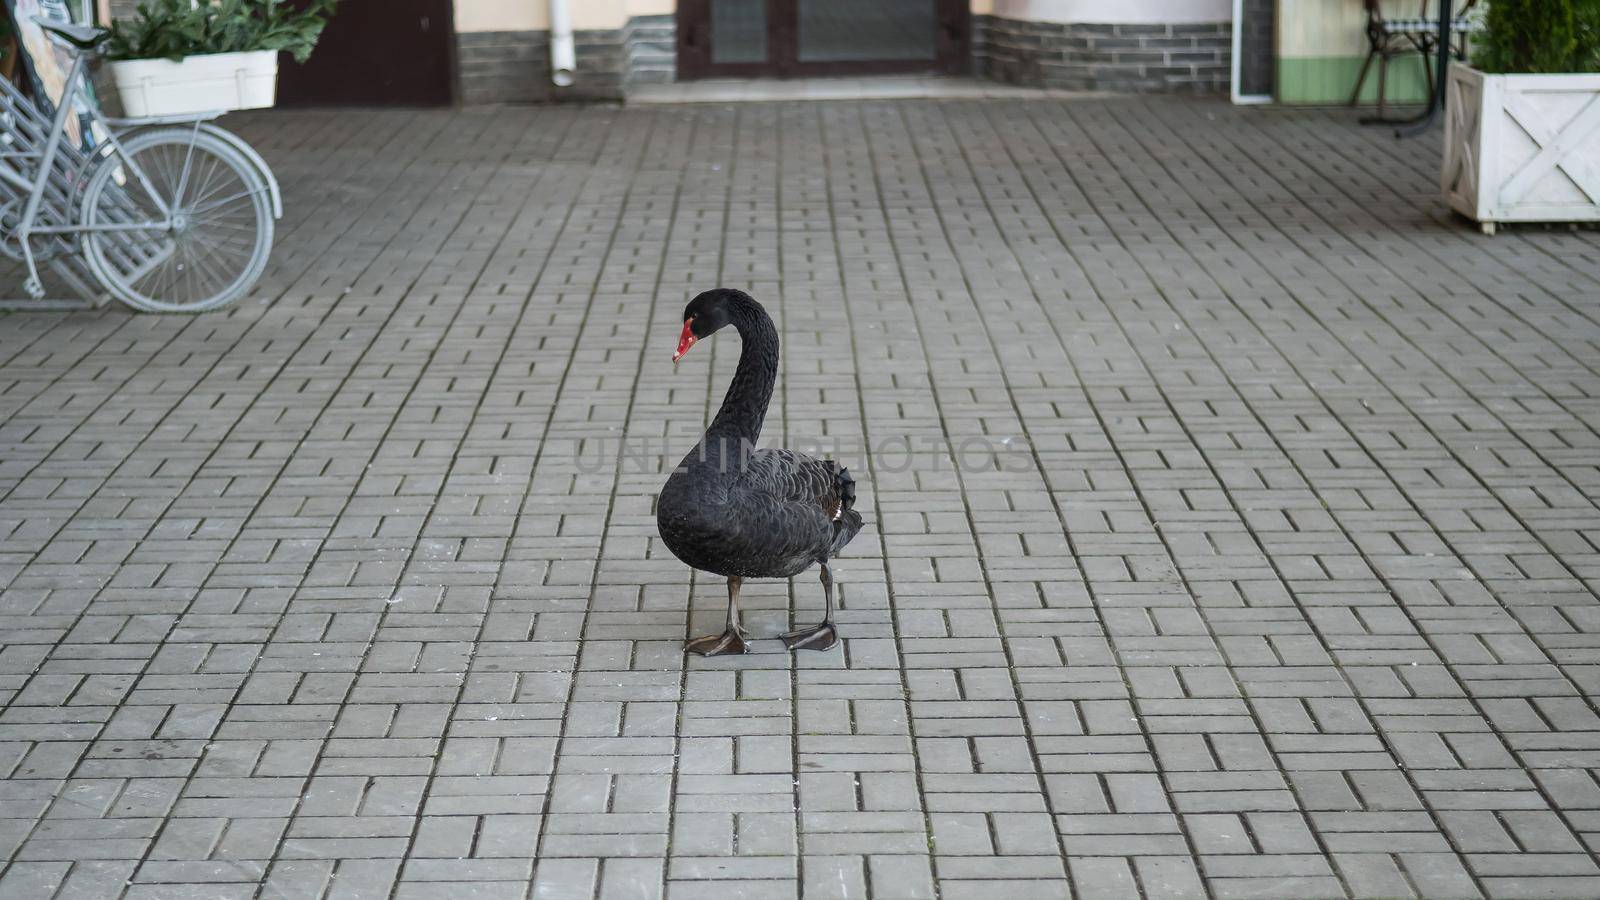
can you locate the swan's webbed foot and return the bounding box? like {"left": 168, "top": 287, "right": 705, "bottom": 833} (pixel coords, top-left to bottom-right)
{"left": 782, "top": 622, "right": 838, "bottom": 652}
{"left": 687, "top": 576, "right": 749, "bottom": 656}
{"left": 686, "top": 627, "right": 749, "bottom": 656}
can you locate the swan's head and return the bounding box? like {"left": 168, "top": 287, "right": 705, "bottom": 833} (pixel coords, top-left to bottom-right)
{"left": 673, "top": 288, "right": 745, "bottom": 362}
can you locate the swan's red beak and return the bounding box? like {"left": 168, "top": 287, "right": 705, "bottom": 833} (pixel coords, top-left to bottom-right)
{"left": 673, "top": 321, "right": 697, "bottom": 363}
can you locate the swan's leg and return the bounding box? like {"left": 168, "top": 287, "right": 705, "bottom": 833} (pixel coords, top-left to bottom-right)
{"left": 783, "top": 561, "right": 838, "bottom": 651}
{"left": 686, "top": 576, "right": 749, "bottom": 656}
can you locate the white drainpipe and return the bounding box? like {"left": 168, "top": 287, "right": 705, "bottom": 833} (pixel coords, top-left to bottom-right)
{"left": 550, "top": 0, "right": 576, "bottom": 86}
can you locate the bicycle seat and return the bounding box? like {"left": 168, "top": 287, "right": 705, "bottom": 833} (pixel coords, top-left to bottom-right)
{"left": 31, "top": 18, "right": 111, "bottom": 51}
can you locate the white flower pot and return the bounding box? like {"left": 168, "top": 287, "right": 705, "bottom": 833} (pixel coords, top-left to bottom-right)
{"left": 109, "top": 49, "right": 279, "bottom": 117}
{"left": 1442, "top": 62, "right": 1600, "bottom": 232}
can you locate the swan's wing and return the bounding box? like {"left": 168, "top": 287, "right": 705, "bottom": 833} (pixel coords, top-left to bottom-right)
{"left": 739, "top": 448, "right": 847, "bottom": 521}
{"left": 719, "top": 448, "right": 841, "bottom": 566}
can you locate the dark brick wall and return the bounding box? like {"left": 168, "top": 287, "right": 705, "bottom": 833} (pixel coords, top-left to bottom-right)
{"left": 454, "top": 17, "right": 676, "bottom": 103}
{"left": 973, "top": 15, "right": 1232, "bottom": 93}
{"left": 456, "top": 28, "right": 630, "bottom": 103}
{"left": 456, "top": 31, "right": 551, "bottom": 105}
{"left": 567, "top": 29, "right": 625, "bottom": 101}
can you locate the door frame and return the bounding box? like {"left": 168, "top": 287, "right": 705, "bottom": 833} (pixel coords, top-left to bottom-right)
{"left": 677, "top": 0, "right": 969, "bottom": 80}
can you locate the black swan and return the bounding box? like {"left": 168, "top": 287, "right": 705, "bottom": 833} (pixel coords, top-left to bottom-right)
{"left": 656, "top": 288, "right": 863, "bottom": 656}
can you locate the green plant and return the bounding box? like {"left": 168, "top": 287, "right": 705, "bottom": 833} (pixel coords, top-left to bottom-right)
{"left": 106, "top": 0, "right": 337, "bottom": 63}
{"left": 1576, "top": 0, "right": 1600, "bottom": 71}
{"left": 1476, "top": 0, "right": 1600, "bottom": 73}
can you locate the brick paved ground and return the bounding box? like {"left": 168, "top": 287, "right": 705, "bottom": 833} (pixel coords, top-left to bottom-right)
{"left": 1, "top": 97, "right": 1599, "bottom": 899}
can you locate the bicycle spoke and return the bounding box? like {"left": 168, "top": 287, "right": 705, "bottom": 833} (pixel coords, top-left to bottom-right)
{"left": 189, "top": 185, "right": 269, "bottom": 218}
{"left": 198, "top": 155, "right": 232, "bottom": 204}
{"left": 184, "top": 238, "right": 233, "bottom": 291}
{"left": 183, "top": 242, "right": 204, "bottom": 302}
{"left": 171, "top": 133, "right": 201, "bottom": 212}
{"left": 116, "top": 240, "right": 177, "bottom": 287}
{"left": 177, "top": 182, "right": 259, "bottom": 295}
{"left": 188, "top": 227, "right": 254, "bottom": 251}
{"left": 186, "top": 240, "right": 253, "bottom": 291}
{"left": 193, "top": 204, "right": 259, "bottom": 230}
{"left": 181, "top": 153, "right": 220, "bottom": 213}
{"left": 193, "top": 218, "right": 261, "bottom": 237}
{"left": 137, "top": 247, "right": 175, "bottom": 299}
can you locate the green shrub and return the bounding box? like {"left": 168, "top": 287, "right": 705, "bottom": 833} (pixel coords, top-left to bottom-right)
{"left": 1576, "top": 0, "right": 1600, "bottom": 71}
{"left": 107, "top": 0, "right": 337, "bottom": 64}
{"left": 1477, "top": 0, "right": 1574, "bottom": 72}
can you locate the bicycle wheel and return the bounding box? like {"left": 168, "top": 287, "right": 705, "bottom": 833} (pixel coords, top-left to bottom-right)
{"left": 80, "top": 128, "right": 273, "bottom": 313}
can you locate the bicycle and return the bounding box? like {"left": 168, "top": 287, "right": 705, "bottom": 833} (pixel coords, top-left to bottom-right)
{"left": 0, "top": 17, "right": 281, "bottom": 313}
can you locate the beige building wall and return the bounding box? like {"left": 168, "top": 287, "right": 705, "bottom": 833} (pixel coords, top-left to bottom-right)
{"left": 978, "top": 0, "right": 1231, "bottom": 24}
{"left": 456, "top": 0, "right": 674, "bottom": 33}
{"left": 1276, "top": 0, "right": 1429, "bottom": 103}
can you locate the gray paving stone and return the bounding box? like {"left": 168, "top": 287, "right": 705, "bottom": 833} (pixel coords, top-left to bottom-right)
{"left": 1, "top": 96, "right": 1599, "bottom": 898}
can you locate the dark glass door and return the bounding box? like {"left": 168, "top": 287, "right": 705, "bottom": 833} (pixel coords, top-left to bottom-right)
{"left": 678, "top": 0, "right": 968, "bottom": 80}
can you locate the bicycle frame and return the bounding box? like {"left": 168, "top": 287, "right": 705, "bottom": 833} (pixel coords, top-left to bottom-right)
{"left": 6, "top": 44, "right": 228, "bottom": 296}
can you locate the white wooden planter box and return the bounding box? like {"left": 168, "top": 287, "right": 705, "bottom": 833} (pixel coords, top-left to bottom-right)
{"left": 109, "top": 50, "right": 278, "bottom": 118}
{"left": 1442, "top": 63, "right": 1600, "bottom": 233}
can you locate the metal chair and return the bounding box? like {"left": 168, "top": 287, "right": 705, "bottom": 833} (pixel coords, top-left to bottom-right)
{"left": 1350, "top": 0, "right": 1482, "bottom": 117}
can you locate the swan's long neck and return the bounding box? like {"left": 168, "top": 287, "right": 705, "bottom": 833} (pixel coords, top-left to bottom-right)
{"left": 704, "top": 299, "right": 778, "bottom": 449}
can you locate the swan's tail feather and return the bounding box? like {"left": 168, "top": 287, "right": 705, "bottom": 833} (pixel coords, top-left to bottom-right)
{"left": 830, "top": 464, "right": 863, "bottom": 556}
